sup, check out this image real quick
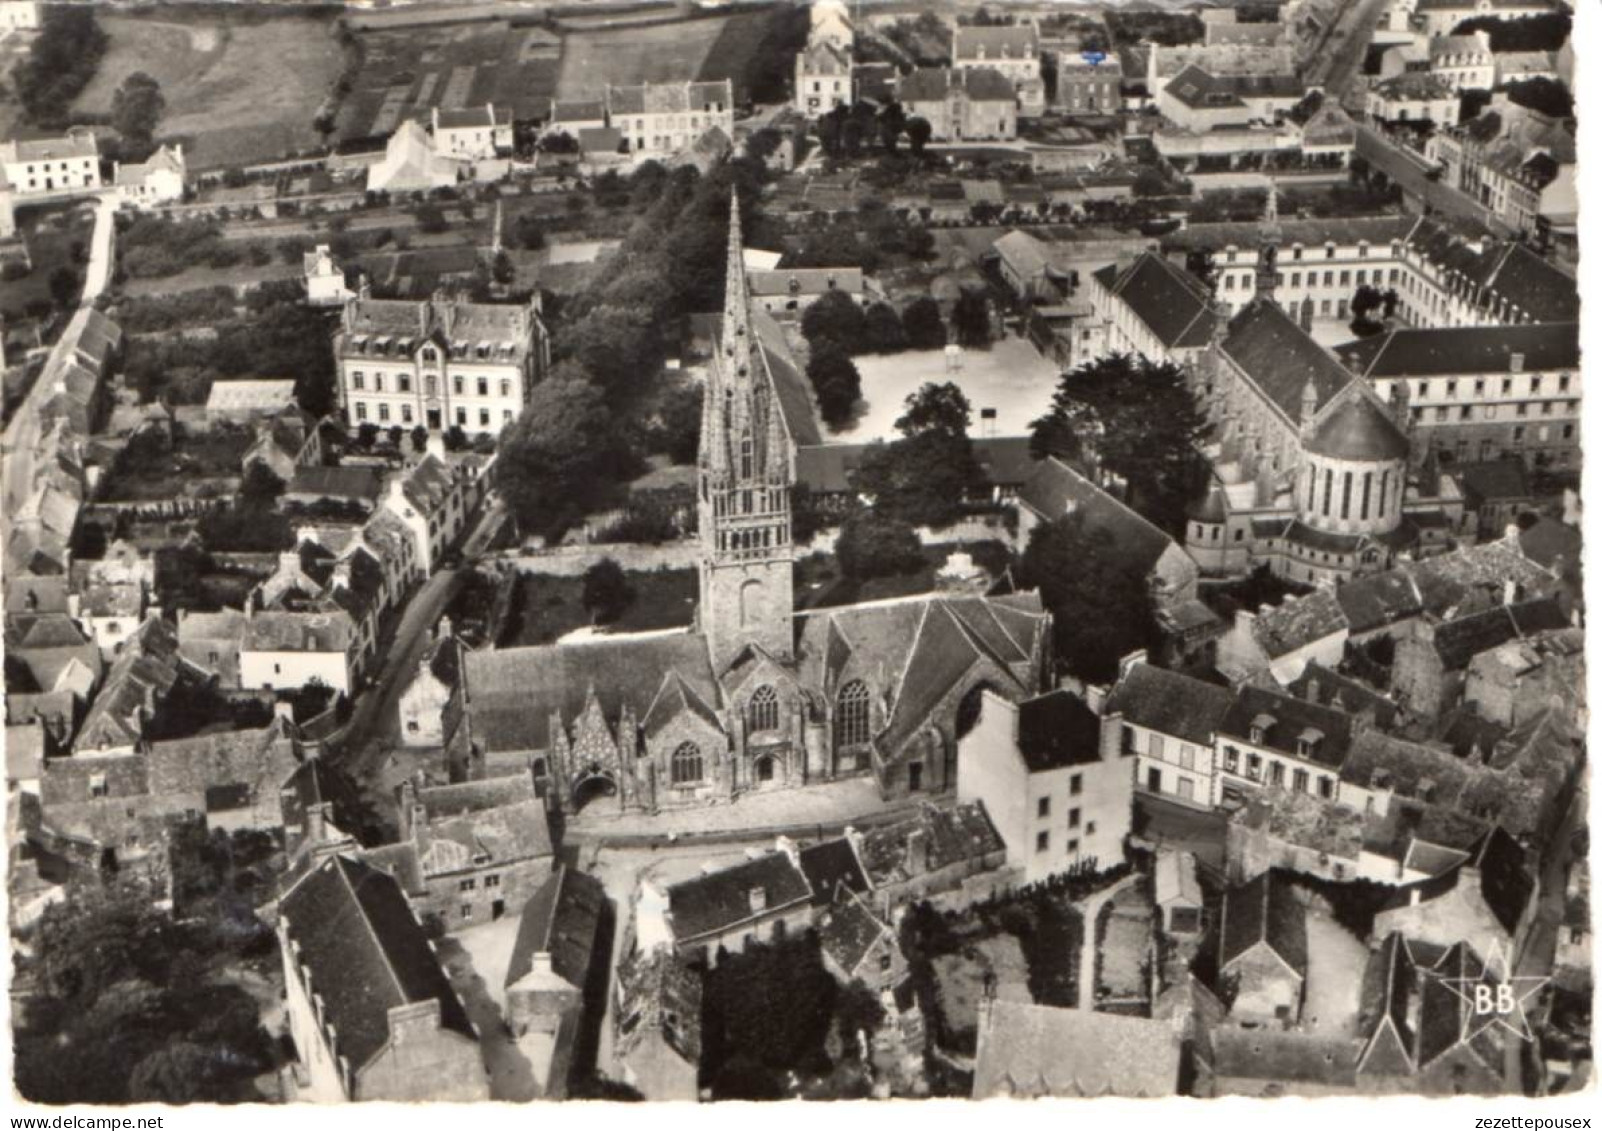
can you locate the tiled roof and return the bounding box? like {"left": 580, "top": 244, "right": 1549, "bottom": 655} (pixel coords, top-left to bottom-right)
{"left": 1286, "top": 663, "right": 1400, "bottom": 730}
{"left": 1305, "top": 389, "right": 1409, "bottom": 462}
{"left": 857, "top": 801, "right": 1003, "bottom": 888}
{"left": 952, "top": 24, "right": 1039, "bottom": 62}
{"left": 607, "top": 79, "right": 731, "bottom": 116}
{"left": 666, "top": 850, "right": 811, "bottom": 942}
{"left": 279, "top": 855, "right": 476, "bottom": 1073}
{"left": 505, "top": 865, "right": 606, "bottom": 991}
{"left": 973, "top": 1001, "right": 1181, "bottom": 1098}
{"left": 1019, "top": 457, "right": 1176, "bottom": 571}
{"left": 1091, "top": 251, "right": 1215, "bottom": 350}
{"left": 1209, "top": 1028, "right": 1359, "bottom": 1089}
{"left": 1430, "top": 596, "right": 1567, "bottom": 671}
{"left": 1, "top": 131, "right": 98, "bottom": 163}
{"left": 817, "top": 893, "right": 891, "bottom": 978}
{"left": 286, "top": 465, "right": 383, "bottom": 503}
{"left": 1104, "top": 662, "right": 1235, "bottom": 747}
{"left": 1015, "top": 689, "right": 1103, "bottom": 772}
{"left": 899, "top": 66, "right": 1016, "bottom": 103}
{"left": 1220, "top": 870, "right": 1307, "bottom": 977}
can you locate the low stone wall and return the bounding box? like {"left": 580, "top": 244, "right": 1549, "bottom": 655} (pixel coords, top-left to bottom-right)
{"left": 496, "top": 539, "right": 703, "bottom": 576}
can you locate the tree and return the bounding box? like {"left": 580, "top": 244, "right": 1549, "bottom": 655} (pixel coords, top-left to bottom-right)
{"left": 513, "top": 212, "right": 546, "bottom": 250}
{"left": 835, "top": 510, "right": 924, "bottom": 580}
{"left": 861, "top": 300, "right": 907, "bottom": 353}
{"left": 411, "top": 424, "right": 429, "bottom": 452}
{"left": 1030, "top": 353, "right": 1208, "bottom": 534}
{"left": 805, "top": 343, "right": 862, "bottom": 430}
{"left": 356, "top": 422, "right": 379, "bottom": 449}
{"left": 801, "top": 289, "right": 868, "bottom": 354}
{"left": 444, "top": 424, "right": 469, "bottom": 452}
{"left": 951, "top": 289, "right": 992, "bottom": 348}
{"left": 48, "top": 265, "right": 79, "bottom": 308}
{"left": 581, "top": 558, "right": 634, "bottom": 624}
{"left": 852, "top": 385, "right": 984, "bottom": 529}
{"left": 240, "top": 460, "right": 285, "bottom": 506}
{"left": 556, "top": 304, "right": 664, "bottom": 396}
{"left": 387, "top": 424, "right": 404, "bottom": 449}
{"left": 901, "top": 295, "right": 947, "bottom": 349}
{"left": 414, "top": 202, "right": 448, "bottom": 234}
{"left": 1020, "top": 510, "right": 1160, "bottom": 682}
{"left": 1351, "top": 284, "right": 1385, "bottom": 322}
{"left": 491, "top": 250, "right": 515, "bottom": 286}
{"left": 1503, "top": 76, "right": 1572, "bottom": 119}
{"left": 905, "top": 116, "right": 933, "bottom": 157}
{"left": 111, "top": 72, "right": 165, "bottom": 156}
{"left": 895, "top": 381, "right": 971, "bottom": 438}
{"left": 492, "top": 364, "right": 627, "bottom": 538}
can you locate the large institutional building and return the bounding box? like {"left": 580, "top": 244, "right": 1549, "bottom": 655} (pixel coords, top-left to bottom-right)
{"left": 437, "top": 199, "right": 1053, "bottom": 816}
{"left": 332, "top": 291, "right": 550, "bottom": 436}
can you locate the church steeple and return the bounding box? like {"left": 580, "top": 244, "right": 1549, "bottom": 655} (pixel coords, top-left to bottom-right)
{"left": 697, "top": 191, "right": 795, "bottom": 673}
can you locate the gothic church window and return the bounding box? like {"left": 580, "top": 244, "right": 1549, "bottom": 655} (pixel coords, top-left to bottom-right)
{"left": 836, "top": 680, "right": 870, "bottom": 746}
{"left": 671, "top": 742, "right": 704, "bottom": 786}
{"left": 749, "top": 685, "right": 779, "bottom": 733}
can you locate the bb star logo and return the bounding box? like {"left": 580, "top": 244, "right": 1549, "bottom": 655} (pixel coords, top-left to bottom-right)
{"left": 1432, "top": 939, "right": 1546, "bottom": 1042}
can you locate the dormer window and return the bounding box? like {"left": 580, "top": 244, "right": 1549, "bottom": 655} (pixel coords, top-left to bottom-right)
{"left": 1296, "top": 727, "right": 1324, "bottom": 760}
{"left": 421, "top": 346, "right": 438, "bottom": 363}
{"left": 1249, "top": 714, "right": 1274, "bottom": 746}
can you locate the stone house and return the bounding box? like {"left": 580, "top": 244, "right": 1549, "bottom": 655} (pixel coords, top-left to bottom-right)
{"left": 1214, "top": 683, "right": 1356, "bottom": 809}
{"left": 113, "top": 144, "right": 186, "bottom": 208}
{"left": 1155, "top": 849, "right": 1206, "bottom": 935}
{"left": 278, "top": 853, "right": 489, "bottom": 1102}
{"left": 379, "top": 451, "right": 485, "bottom": 572}
{"left": 397, "top": 626, "right": 466, "bottom": 749}
{"left": 369, "top": 773, "right": 555, "bottom": 930}
{"left": 1390, "top": 596, "right": 1568, "bottom": 719}
{"left": 661, "top": 848, "right": 814, "bottom": 963}
{"left": 956, "top": 687, "right": 1132, "bottom": 882}
{"left": 973, "top": 999, "right": 1183, "bottom": 1097}
{"left": 430, "top": 103, "right": 512, "bottom": 161}
{"left": 855, "top": 801, "right": 1012, "bottom": 915}
{"left": 1462, "top": 625, "right": 1582, "bottom": 728}
{"left": 951, "top": 24, "right": 1044, "bottom": 116}
{"left": 503, "top": 865, "right": 608, "bottom": 1097}
{"left": 817, "top": 890, "right": 904, "bottom": 993}
{"left": 897, "top": 67, "right": 1018, "bottom": 142}
{"left": 1103, "top": 653, "right": 1235, "bottom": 808}
{"left": 1218, "top": 870, "right": 1308, "bottom": 1026}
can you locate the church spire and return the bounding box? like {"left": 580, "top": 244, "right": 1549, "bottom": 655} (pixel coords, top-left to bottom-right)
{"left": 721, "top": 189, "right": 752, "bottom": 380}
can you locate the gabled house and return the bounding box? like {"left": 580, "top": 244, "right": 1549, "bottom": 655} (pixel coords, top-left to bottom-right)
{"left": 503, "top": 865, "right": 609, "bottom": 1097}
{"left": 661, "top": 847, "right": 813, "bottom": 962}
{"left": 114, "top": 144, "right": 186, "bottom": 208}
{"left": 973, "top": 999, "right": 1183, "bottom": 1097}
{"left": 816, "top": 889, "right": 904, "bottom": 992}
{"left": 379, "top": 451, "right": 484, "bottom": 572}
{"left": 1219, "top": 870, "right": 1308, "bottom": 1026}
{"left": 278, "top": 854, "right": 488, "bottom": 1102}
{"left": 1104, "top": 653, "right": 1235, "bottom": 807}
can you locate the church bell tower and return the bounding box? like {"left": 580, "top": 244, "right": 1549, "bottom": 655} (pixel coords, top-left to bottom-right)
{"left": 697, "top": 193, "right": 796, "bottom": 673}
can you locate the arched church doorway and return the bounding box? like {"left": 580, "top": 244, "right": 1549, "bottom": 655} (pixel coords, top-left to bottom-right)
{"left": 572, "top": 770, "right": 618, "bottom": 813}
{"left": 754, "top": 754, "right": 776, "bottom": 784}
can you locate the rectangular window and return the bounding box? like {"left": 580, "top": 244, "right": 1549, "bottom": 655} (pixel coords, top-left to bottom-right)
{"left": 1036, "top": 831, "right": 1049, "bottom": 853}
{"left": 479, "top": 409, "right": 490, "bottom": 426}
{"left": 1223, "top": 746, "right": 1238, "bottom": 773}
{"left": 352, "top": 372, "right": 365, "bottom": 391}
{"left": 1179, "top": 744, "right": 1195, "bottom": 770}
{"left": 1069, "top": 807, "right": 1081, "bottom": 829}
{"left": 1341, "top": 471, "right": 1352, "bottom": 519}
{"left": 454, "top": 376, "right": 464, "bottom": 395}
{"left": 1293, "top": 769, "right": 1309, "bottom": 793}
{"left": 1069, "top": 773, "right": 1082, "bottom": 796}
{"left": 478, "top": 377, "right": 489, "bottom": 396}
{"left": 355, "top": 403, "right": 367, "bottom": 421}
{"left": 1270, "top": 761, "right": 1285, "bottom": 786}
{"left": 1360, "top": 472, "right": 1371, "bottom": 520}
{"left": 379, "top": 403, "right": 390, "bottom": 422}
{"left": 1148, "top": 733, "right": 1165, "bottom": 760}
{"left": 1038, "top": 797, "right": 1050, "bottom": 819}
{"left": 456, "top": 407, "right": 467, "bottom": 425}
{"left": 1067, "top": 838, "right": 1079, "bottom": 855}
{"left": 1318, "top": 777, "right": 1334, "bottom": 800}
{"left": 399, "top": 374, "right": 412, "bottom": 393}
{"left": 374, "top": 374, "right": 384, "bottom": 393}
{"left": 1246, "top": 752, "right": 1261, "bottom": 780}
{"left": 401, "top": 405, "right": 413, "bottom": 423}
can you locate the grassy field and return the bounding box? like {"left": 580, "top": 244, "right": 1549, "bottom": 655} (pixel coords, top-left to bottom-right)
{"left": 72, "top": 12, "right": 348, "bottom": 170}
{"left": 553, "top": 7, "right": 779, "bottom": 102}
{"left": 506, "top": 566, "right": 697, "bottom": 646}
{"left": 1, "top": 202, "right": 97, "bottom": 322}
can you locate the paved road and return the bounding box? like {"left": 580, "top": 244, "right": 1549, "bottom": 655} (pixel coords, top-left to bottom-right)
{"left": 340, "top": 567, "right": 463, "bottom": 780}
{"left": 2, "top": 192, "right": 118, "bottom": 522}
{"left": 1354, "top": 125, "right": 1507, "bottom": 231}
{"left": 1311, "top": 0, "right": 1391, "bottom": 102}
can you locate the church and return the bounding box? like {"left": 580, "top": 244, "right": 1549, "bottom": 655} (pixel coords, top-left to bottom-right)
{"left": 442, "top": 198, "right": 1053, "bottom": 817}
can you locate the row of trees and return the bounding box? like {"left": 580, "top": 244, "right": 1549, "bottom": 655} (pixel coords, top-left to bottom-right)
{"left": 13, "top": 5, "right": 107, "bottom": 127}
{"left": 816, "top": 100, "right": 935, "bottom": 160}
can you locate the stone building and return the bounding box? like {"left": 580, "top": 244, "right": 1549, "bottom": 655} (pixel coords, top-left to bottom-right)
{"left": 614, "top": 947, "right": 702, "bottom": 1101}
{"left": 278, "top": 854, "right": 489, "bottom": 1102}
{"left": 333, "top": 290, "right": 549, "bottom": 438}
{"left": 420, "top": 198, "right": 1050, "bottom": 820}
{"left": 1218, "top": 870, "right": 1308, "bottom": 1026}
{"left": 896, "top": 67, "right": 1018, "bottom": 142}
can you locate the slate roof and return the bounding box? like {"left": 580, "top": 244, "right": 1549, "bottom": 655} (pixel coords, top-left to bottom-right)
{"left": 1, "top": 132, "right": 98, "bottom": 163}
{"left": 547, "top": 99, "right": 606, "bottom": 124}
{"left": 463, "top": 632, "right": 717, "bottom": 755}
{"left": 1209, "top": 1028, "right": 1359, "bottom": 1089}
{"left": 666, "top": 850, "right": 812, "bottom": 943}
{"left": 1019, "top": 457, "right": 1176, "bottom": 573}
{"left": 505, "top": 865, "right": 606, "bottom": 992}
{"left": 607, "top": 79, "right": 731, "bottom": 116}
{"left": 1335, "top": 322, "right": 1578, "bottom": 378}
{"left": 1356, "top": 932, "right": 1418, "bottom": 1077}
{"left": 242, "top": 609, "right": 357, "bottom": 654}
{"left": 279, "top": 855, "right": 475, "bottom": 1074}
{"left": 1105, "top": 662, "right": 1237, "bottom": 746}
{"left": 798, "top": 838, "right": 870, "bottom": 907}
{"left": 752, "top": 308, "right": 823, "bottom": 447}
{"left": 899, "top": 66, "right": 1017, "bottom": 103}
{"left": 952, "top": 24, "right": 1039, "bottom": 62}
{"left": 1453, "top": 459, "right": 1531, "bottom": 506}
{"left": 973, "top": 1001, "right": 1181, "bottom": 1098}
{"left": 1091, "top": 251, "right": 1216, "bottom": 350}
{"left": 435, "top": 104, "right": 502, "bottom": 130}
{"left": 1305, "top": 390, "right": 1410, "bottom": 461}
{"left": 1222, "top": 298, "right": 1356, "bottom": 424}
{"left": 857, "top": 801, "right": 1003, "bottom": 888}
{"left": 286, "top": 465, "right": 383, "bottom": 503}
{"left": 1286, "top": 663, "right": 1400, "bottom": 730}
{"left": 76, "top": 617, "right": 186, "bottom": 749}
{"left": 1430, "top": 596, "right": 1567, "bottom": 671}
{"left": 1220, "top": 685, "right": 1355, "bottom": 770}
{"left": 1518, "top": 517, "right": 1580, "bottom": 573}
{"left": 1220, "top": 870, "right": 1307, "bottom": 977}
{"left": 1014, "top": 689, "right": 1103, "bottom": 772}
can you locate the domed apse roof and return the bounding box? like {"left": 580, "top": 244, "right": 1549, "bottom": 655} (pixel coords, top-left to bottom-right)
{"left": 1305, "top": 395, "right": 1410, "bottom": 462}
{"left": 1188, "top": 484, "right": 1229, "bottom": 523}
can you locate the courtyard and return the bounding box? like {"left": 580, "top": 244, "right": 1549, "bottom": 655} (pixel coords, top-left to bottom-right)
{"left": 838, "top": 336, "right": 1061, "bottom": 443}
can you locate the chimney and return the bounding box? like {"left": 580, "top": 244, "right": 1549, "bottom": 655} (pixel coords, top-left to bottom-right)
{"left": 278, "top": 550, "right": 301, "bottom": 577}
{"left": 1118, "top": 650, "right": 1148, "bottom": 679}
{"left": 905, "top": 827, "right": 929, "bottom": 877}
{"left": 748, "top": 886, "right": 768, "bottom": 914}
{"left": 1114, "top": 248, "right": 1137, "bottom": 278}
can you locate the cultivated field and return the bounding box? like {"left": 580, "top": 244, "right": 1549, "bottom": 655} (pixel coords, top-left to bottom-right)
{"left": 72, "top": 12, "right": 347, "bottom": 171}
{"left": 554, "top": 8, "right": 774, "bottom": 101}
{"left": 337, "top": 20, "right": 560, "bottom": 144}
